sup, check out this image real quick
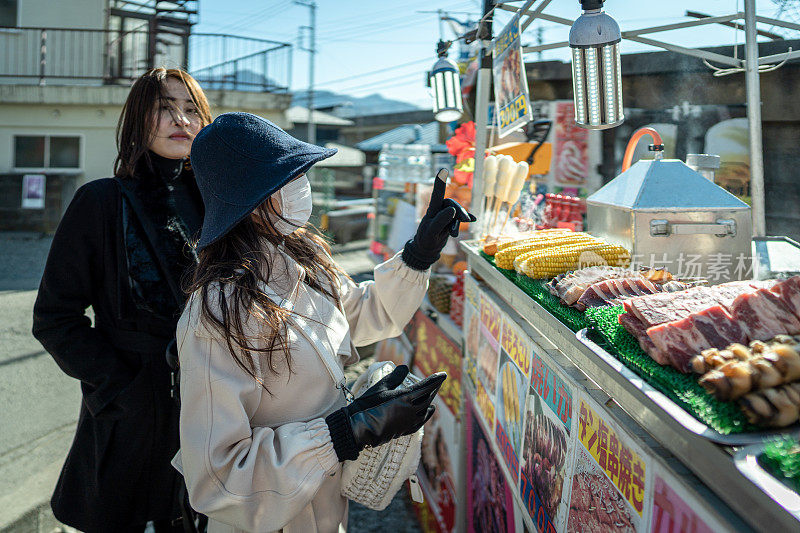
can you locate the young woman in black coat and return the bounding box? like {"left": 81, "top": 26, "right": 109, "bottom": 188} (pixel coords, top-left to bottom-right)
{"left": 32, "top": 67, "right": 212, "bottom": 533}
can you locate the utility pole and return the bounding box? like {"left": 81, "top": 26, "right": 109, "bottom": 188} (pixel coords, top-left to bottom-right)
{"left": 295, "top": 0, "right": 317, "bottom": 146}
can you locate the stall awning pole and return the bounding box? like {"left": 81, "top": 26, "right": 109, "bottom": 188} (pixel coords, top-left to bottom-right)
{"left": 744, "top": 0, "right": 766, "bottom": 237}
{"left": 470, "top": 0, "right": 496, "bottom": 225}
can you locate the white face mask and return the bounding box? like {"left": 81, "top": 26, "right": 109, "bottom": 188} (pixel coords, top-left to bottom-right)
{"left": 272, "top": 175, "right": 313, "bottom": 235}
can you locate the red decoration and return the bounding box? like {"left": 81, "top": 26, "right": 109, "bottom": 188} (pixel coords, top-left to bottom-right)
{"left": 445, "top": 121, "right": 477, "bottom": 188}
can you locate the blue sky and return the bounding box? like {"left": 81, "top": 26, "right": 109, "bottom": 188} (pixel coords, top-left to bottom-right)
{"left": 194, "top": 0, "right": 797, "bottom": 108}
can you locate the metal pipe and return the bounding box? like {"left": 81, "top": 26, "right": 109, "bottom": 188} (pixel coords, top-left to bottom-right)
{"left": 472, "top": 63, "right": 491, "bottom": 222}
{"left": 471, "top": 0, "right": 495, "bottom": 230}
{"left": 623, "top": 13, "right": 743, "bottom": 36}
{"left": 520, "top": 0, "right": 552, "bottom": 35}
{"left": 758, "top": 48, "right": 800, "bottom": 65}
{"left": 756, "top": 14, "right": 800, "bottom": 32}
{"left": 744, "top": 0, "right": 766, "bottom": 237}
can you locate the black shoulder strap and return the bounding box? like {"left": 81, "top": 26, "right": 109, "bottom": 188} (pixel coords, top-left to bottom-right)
{"left": 115, "top": 177, "right": 184, "bottom": 307}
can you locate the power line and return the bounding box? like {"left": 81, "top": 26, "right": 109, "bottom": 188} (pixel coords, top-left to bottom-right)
{"left": 332, "top": 70, "right": 427, "bottom": 94}
{"left": 317, "top": 0, "right": 475, "bottom": 39}
{"left": 317, "top": 57, "right": 431, "bottom": 86}
{"left": 315, "top": 11, "right": 430, "bottom": 39}
{"left": 317, "top": 0, "right": 434, "bottom": 29}
{"left": 210, "top": 0, "right": 293, "bottom": 34}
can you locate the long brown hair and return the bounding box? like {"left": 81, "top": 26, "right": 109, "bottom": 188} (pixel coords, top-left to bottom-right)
{"left": 114, "top": 67, "right": 212, "bottom": 178}
{"left": 188, "top": 198, "right": 348, "bottom": 390}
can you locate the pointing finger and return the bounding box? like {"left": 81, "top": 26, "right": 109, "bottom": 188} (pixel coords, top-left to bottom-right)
{"left": 426, "top": 169, "right": 448, "bottom": 216}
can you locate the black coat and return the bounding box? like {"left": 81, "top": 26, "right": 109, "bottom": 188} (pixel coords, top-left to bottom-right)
{"left": 32, "top": 162, "right": 203, "bottom": 532}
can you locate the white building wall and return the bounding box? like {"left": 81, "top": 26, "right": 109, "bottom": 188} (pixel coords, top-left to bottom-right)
{"left": 19, "top": 0, "right": 106, "bottom": 29}
{"left": 0, "top": 86, "right": 292, "bottom": 190}
{"left": 0, "top": 103, "right": 119, "bottom": 184}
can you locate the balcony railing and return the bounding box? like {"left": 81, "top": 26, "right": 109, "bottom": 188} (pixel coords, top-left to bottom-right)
{"left": 0, "top": 27, "right": 291, "bottom": 93}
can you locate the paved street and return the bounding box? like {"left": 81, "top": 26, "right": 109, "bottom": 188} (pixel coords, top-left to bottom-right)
{"left": 0, "top": 234, "right": 81, "bottom": 530}
{"left": 0, "top": 232, "right": 419, "bottom": 532}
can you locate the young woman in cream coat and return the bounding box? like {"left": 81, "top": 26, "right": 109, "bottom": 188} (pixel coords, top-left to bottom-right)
{"left": 173, "top": 112, "right": 475, "bottom": 533}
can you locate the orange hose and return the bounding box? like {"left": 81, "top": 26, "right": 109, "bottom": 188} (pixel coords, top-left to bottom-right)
{"left": 621, "top": 127, "right": 664, "bottom": 172}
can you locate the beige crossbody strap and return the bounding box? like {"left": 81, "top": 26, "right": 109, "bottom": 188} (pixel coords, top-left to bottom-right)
{"left": 259, "top": 283, "right": 349, "bottom": 395}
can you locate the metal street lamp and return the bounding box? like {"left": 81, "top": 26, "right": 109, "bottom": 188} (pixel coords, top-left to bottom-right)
{"left": 569, "top": 0, "right": 624, "bottom": 129}
{"left": 430, "top": 41, "right": 464, "bottom": 123}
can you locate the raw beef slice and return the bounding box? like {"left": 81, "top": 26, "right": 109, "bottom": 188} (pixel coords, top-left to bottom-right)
{"left": 623, "top": 286, "right": 720, "bottom": 327}
{"left": 618, "top": 312, "right": 662, "bottom": 362}
{"left": 577, "top": 278, "right": 663, "bottom": 310}
{"left": 730, "top": 289, "right": 800, "bottom": 341}
{"left": 772, "top": 276, "right": 800, "bottom": 319}
{"left": 646, "top": 306, "right": 746, "bottom": 372}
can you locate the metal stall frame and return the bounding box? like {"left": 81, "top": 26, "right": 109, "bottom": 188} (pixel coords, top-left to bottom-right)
{"left": 470, "top": 0, "right": 800, "bottom": 238}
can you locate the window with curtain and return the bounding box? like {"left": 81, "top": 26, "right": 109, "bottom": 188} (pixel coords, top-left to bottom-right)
{"left": 0, "top": 0, "right": 18, "bottom": 27}
{"left": 14, "top": 135, "right": 81, "bottom": 169}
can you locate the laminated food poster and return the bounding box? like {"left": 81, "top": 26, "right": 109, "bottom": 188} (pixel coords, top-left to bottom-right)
{"left": 413, "top": 311, "right": 463, "bottom": 418}
{"left": 495, "top": 315, "right": 534, "bottom": 484}
{"left": 649, "top": 464, "right": 728, "bottom": 533}
{"left": 495, "top": 350, "right": 527, "bottom": 484}
{"left": 467, "top": 398, "right": 517, "bottom": 533}
{"left": 463, "top": 274, "right": 481, "bottom": 392}
{"left": 476, "top": 292, "right": 503, "bottom": 429}
{"left": 566, "top": 394, "right": 653, "bottom": 533}
{"left": 492, "top": 11, "right": 532, "bottom": 138}
{"left": 518, "top": 340, "right": 577, "bottom": 533}
{"left": 416, "top": 393, "right": 460, "bottom": 533}
{"left": 553, "top": 101, "right": 589, "bottom": 187}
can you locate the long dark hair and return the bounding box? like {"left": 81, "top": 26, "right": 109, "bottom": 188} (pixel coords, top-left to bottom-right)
{"left": 114, "top": 67, "right": 212, "bottom": 179}
{"left": 188, "top": 198, "right": 348, "bottom": 389}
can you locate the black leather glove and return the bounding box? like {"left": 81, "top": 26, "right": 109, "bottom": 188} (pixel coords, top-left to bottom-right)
{"left": 401, "top": 169, "right": 476, "bottom": 271}
{"left": 325, "top": 365, "right": 447, "bottom": 462}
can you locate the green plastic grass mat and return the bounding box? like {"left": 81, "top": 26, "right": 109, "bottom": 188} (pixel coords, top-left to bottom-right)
{"left": 513, "top": 275, "right": 591, "bottom": 332}
{"left": 585, "top": 305, "right": 755, "bottom": 435}
{"left": 478, "top": 252, "right": 590, "bottom": 332}
{"left": 760, "top": 437, "right": 800, "bottom": 493}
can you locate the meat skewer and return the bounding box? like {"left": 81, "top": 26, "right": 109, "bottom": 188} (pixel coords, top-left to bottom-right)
{"left": 739, "top": 382, "right": 800, "bottom": 427}
{"left": 697, "top": 336, "right": 800, "bottom": 400}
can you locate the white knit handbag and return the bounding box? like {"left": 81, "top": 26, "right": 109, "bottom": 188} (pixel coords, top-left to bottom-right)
{"left": 340, "top": 361, "right": 425, "bottom": 510}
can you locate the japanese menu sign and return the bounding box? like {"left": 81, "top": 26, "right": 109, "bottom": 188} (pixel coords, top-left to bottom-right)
{"left": 414, "top": 311, "right": 463, "bottom": 417}
{"left": 568, "top": 394, "right": 652, "bottom": 532}
{"left": 493, "top": 13, "right": 532, "bottom": 137}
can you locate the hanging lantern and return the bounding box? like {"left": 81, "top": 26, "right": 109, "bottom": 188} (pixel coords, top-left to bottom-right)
{"left": 569, "top": 0, "right": 624, "bottom": 129}
{"left": 430, "top": 41, "right": 463, "bottom": 123}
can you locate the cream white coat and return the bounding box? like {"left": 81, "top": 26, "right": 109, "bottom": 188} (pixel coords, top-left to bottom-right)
{"left": 172, "top": 244, "right": 429, "bottom": 533}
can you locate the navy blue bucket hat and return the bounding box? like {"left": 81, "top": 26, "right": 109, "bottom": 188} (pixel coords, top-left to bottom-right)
{"left": 190, "top": 112, "right": 337, "bottom": 251}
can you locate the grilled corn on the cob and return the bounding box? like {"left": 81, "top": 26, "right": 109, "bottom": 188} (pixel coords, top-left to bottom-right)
{"left": 494, "top": 232, "right": 596, "bottom": 270}
{"left": 520, "top": 243, "right": 631, "bottom": 278}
